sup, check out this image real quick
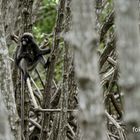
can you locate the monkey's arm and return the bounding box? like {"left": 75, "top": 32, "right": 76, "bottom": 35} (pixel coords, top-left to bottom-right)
{"left": 37, "top": 48, "right": 51, "bottom": 69}
{"left": 31, "top": 39, "right": 51, "bottom": 57}
{"left": 38, "top": 48, "right": 51, "bottom": 56}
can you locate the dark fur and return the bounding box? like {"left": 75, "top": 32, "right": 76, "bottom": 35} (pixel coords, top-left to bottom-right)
{"left": 15, "top": 33, "right": 51, "bottom": 80}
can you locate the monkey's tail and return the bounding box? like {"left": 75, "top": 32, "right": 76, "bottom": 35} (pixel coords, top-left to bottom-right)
{"left": 21, "top": 72, "right": 25, "bottom": 138}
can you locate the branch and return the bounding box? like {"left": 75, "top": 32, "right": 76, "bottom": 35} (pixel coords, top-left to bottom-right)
{"left": 100, "top": 10, "right": 114, "bottom": 42}
{"left": 99, "top": 36, "right": 116, "bottom": 69}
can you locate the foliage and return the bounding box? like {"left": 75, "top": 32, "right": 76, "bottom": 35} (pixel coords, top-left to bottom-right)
{"left": 33, "top": 0, "right": 63, "bottom": 83}
{"left": 33, "top": 0, "right": 57, "bottom": 43}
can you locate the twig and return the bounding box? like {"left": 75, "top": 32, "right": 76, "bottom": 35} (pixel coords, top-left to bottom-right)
{"left": 67, "top": 123, "right": 75, "bottom": 137}
{"left": 105, "top": 111, "right": 125, "bottom": 140}
{"left": 99, "top": 36, "right": 116, "bottom": 69}
{"left": 100, "top": 10, "right": 114, "bottom": 42}
{"left": 29, "top": 119, "right": 42, "bottom": 130}
{"left": 30, "top": 77, "right": 43, "bottom": 100}
{"left": 35, "top": 108, "right": 78, "bottom": 112}
{"left": 35, "top": 68, "right": 45, "bottom": 88}
{"left": 8, "top": 57, "right": 14, "bottom": 62}
{"left": 10, "top": 34, "right": 19, "bottom": 43}
{"left": 53, "top": 79, "right": 58, "bottom": 89}
{"left": 107, "top": 57, "right": 117, "bottom": 67}
{"left": 26, "top": 78, "right": 38, "bottom": 109}
{"left": 107, "top": 131, "right": 119, "bottom": 139}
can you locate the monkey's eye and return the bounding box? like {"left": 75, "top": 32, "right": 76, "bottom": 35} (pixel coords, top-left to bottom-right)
{"left": 21, "top": 37, "right": 28, "bottom": 41}
{"left": 25, "top": 38, "right": 28, "bottom": 42}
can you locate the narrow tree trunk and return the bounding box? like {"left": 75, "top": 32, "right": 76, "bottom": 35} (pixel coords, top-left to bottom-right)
{"left": 40, "top": 0, "right": 66, "bottom": 140}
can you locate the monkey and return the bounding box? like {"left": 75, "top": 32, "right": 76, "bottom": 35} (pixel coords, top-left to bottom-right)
{"left": 15, "top": 32, "right": 51, "bottom": 81}
{"left": 14, "top": 33, "right": 51, "bottom": 109}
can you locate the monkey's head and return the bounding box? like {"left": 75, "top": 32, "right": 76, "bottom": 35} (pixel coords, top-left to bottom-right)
{"left": 21, "top": 32, "right": 34, "bottom": 46}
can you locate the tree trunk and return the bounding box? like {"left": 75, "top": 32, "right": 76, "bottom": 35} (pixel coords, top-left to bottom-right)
{"left": 115, "top": 0, "right": 140, "bottom": 139}
{"left": 66, "top": 0, "right": 107, "bottom": 139}
{"left": 0, "top": 2, "right": 21, "bottom": 139}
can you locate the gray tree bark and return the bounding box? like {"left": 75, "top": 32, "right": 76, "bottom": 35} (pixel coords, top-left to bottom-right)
{"left": 66, "top": 0, "right": 106, "bottom": 139}
{"left": 1, "top": 0, "right": 18, "bottom": 42}
{"left": 0, "top": 1, "right": 21, "bottom": 139}
{"left": 0, "top": 93, "right": 13, "bottom": 140}
{"left": 115, "top": 0, "right": 140, "bottom": 139}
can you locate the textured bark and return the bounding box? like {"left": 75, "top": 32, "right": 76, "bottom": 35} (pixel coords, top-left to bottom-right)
{"left": 1, "top": 0, "right": 42, "bottom": 42}
{"left": 0, "top": 93, "right": 13, "bottom": 140}
{"left": 0, "top": 2, "right": 21, "bottom": 139}
{"left": 66, "top": 0, "right": 106, "bottom": 140}
{"left": 1, "top": 0, "right": 18, "bottom": 38}
{"left": 40, "top": 0, "right": 66, "bottom": 140}
{"left": 115, "top": 0, "right": 140, "bottom": 139}
{"left": 58, "top": 1, "right": 72, "bottom": 139}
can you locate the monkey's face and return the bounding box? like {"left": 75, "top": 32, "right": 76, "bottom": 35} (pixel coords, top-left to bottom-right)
{"left": 21, "top": 37, "right": 29, "bottom": 46}
{"left": 21, "top": 33, "right": 34, "bottom": 46}
{"left": 21, "top": 36, "right": 33, "bottom": 46}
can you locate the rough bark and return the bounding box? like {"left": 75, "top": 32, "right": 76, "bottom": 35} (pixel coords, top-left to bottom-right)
{"left": 58, "top": 1, "right": 71, "bottom": 139}
{"left": 0, "top": 93, "right": 13, "bottom": 140}
{"left": 115, "top": 0, "right": 140, "bottom": 139}
{"left": 0, "top": 2, "right": 21, "bottom": 139}
{"left": 40, "top": 0, "right": 66, "bottom": 140}
{"left": 66, "top": 0, "right": 106, "bottom": 139}
{"left": 1, "top": 0, "right": 18, "bottom": 38}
